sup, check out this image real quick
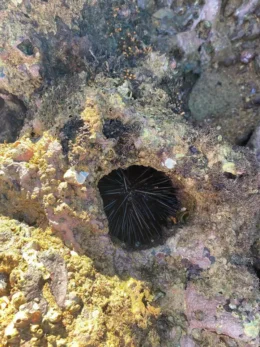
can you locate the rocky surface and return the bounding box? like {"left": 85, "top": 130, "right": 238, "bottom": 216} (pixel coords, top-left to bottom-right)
{"left": 0, "top": 0, "right": 260, "bottom": 346}
{"left": 0, "top": 217, "right": 159, "bottom": 346}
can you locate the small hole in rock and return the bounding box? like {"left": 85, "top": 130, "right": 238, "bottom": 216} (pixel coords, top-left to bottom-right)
{"left": 224, "top": 172, "right": 237, "bottom": 180}
{"left": 17, "top": 39, "right": 34, "bottom": 56}
{"left": 236, "top": 129, "right": 254, "bottom": 146}
{"left": 98, "top": 165, "right": 180, "bottom": 249}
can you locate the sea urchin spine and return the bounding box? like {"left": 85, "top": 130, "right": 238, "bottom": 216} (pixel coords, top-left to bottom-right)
{"left": 98, "top": 165, "right": 180, "bottom": 248}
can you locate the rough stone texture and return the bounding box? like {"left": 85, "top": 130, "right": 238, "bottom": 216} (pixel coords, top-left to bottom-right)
{"left": 40, "top": 251, "right": 68, "bottom": 308}
{"left": 0, "top": 0, "right": 260, "bottom": 346}
{"left": 0, "top": 73, "right": 259, "bottom": 346}
{"left": 0, "top": 217, "right": 159, "bottom": 346}
{"left": 188, "top": 71, "right": 242, "bottom": 121}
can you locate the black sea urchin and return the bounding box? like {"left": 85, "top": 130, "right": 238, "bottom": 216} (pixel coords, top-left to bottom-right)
{"left": 98, "top": 165, "right": 180, "bottom": 248}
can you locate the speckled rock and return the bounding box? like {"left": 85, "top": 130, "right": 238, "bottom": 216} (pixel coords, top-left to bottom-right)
{"left": 188, "top": 71, "right": 242, "bottom": 122}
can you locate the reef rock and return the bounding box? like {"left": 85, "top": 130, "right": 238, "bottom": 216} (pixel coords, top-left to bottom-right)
{"left": 0, "top": 1, "right": 260, "bottom": 346}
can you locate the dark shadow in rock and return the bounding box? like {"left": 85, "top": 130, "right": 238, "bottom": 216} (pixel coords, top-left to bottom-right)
{"left": 33, "top": 17, "right": 93, "bottom": 82}
{"left": 0, "top": 93, "right": 27, "bottom": 143}
{"left": 236, "top": 129, "right": 254, "bottom": 146}
{"left": 59, "top": 117, "right": 85, "bottom": 155}
{"left": 250, "top": 239, "right": 260, "bottom": 286}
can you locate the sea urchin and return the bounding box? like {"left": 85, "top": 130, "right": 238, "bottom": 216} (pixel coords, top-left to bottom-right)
{"left": 98, "top": 165, "right": 180, "bottom": 248}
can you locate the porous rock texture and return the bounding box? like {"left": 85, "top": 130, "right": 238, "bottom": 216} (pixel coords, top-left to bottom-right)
{"left": 0, "top": 1, "right": 260, "bottom": 346}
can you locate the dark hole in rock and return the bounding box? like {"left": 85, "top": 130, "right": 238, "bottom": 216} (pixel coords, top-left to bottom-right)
{"left": 250, "top": 240, "right": 260, "bottom": 285}
{"left": 236, "top": 129, "right": 254, "bottom": 146}
{"left": 98, "top": 165, "right": 180, "bottom": 249}
{"left": 223, "top": 300, "right": 233, "bottom": 313}
{"left": 17, "top": 39, "right": 34, "bottom": 56}
{"left": 0, "top": 97, "right": 5, "bottom": 109}
{"left": 253, "top": 263, "right": 260, "bottom": 283}
{"left": 0, "top": 94, "right": 27, "bottom": 143}
{"left": 224, "top": 172, "right": 237, "bottom": 180}
{"left": 169, "top": 48, "right": 184, "bottom": 61}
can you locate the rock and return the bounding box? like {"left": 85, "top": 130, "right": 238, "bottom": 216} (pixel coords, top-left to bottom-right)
{"left": 32, "top": 119, "right": 44, "bottom": 136}
{"left": 40, "top": 251, "right": 68, "bottom": 308}
{"left": 153, "top": 8, "right": 175, "bottom": 20}
{"left": 13, "top": 311, "right": 31, "bottom": 328}
{"left": 0, "top": 273, "right": 8, "bottom": 296}
{"left": 224, "top": 0, "right": 242, "bottom": 17}
{"left": 235, "top": 0, "right": 259, "bottom": 23}
{"left": 185, "top": 283, "right": 258, "bottom": 342}
{"left": 248, "top": 125, "right": 260, "bottom": 161}
{"left": 63, "top": 168, "right": 89, "bottom": 186}
{"left": 4, "top": 323, "right": 20, "bottom": 344}
{"left": 137, "top": 0, "right": 155, "bottom": 12}
{"left": 143, "top": 52, "right": 169, "bottom": 80}
{"left": 166, "top": 30, "right": 202, "bottom": 59}
{"left": 44, "top": 308, "right": 62, "bottom": 323}
{"left": 22, "top": 268, "right": 45, "bottom": 303}
{"left": 240, "top": 50, "right": 255, "bottom": 64}
{"left": 10, "top": 143, "right": 34, "bottom": 162}
{"left": 210, "top": 28, "right": 235, "bottom": 64}
{"left": 191, "top": 0, "right": 221, "bottom": 31}
{"left": 152, "top": 8, "right": 177, "bottom": 35}
{"left": 11, "top": 292, "right": 26, "bottom": 309}
{"left": 180, "top": 336, "right": 196, "bottom": 347}
{"left": 162, "top": 158, "right": 177, "bottom": 169}
{"left": 252, "top": 94, "right": 260, "bottom": 105}
{"left": 254, "top": 55, "right": 260, "bottom": 74}
{"left": 0, "top": 94, "right": 26, "bottom": 143}
{"left": 222, "top": 162, "right": 237, "bottom": 177}
{"left": 188, "top": 71, "right": 242, "bottom": 121}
